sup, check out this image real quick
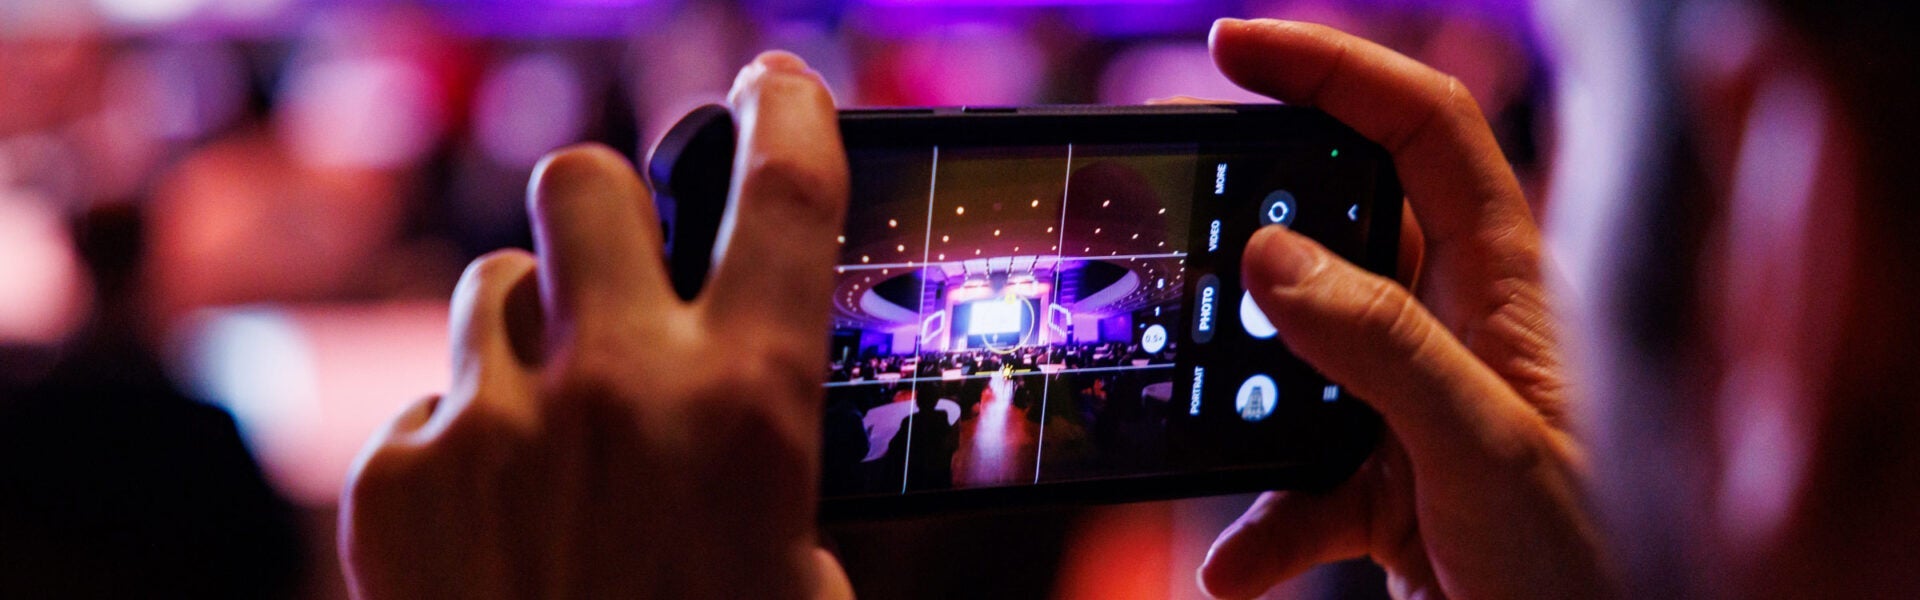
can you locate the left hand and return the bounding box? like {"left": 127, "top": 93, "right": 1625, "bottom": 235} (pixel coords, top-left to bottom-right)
{"left": 339, "top": 52, "right": 855, "bottom": 599}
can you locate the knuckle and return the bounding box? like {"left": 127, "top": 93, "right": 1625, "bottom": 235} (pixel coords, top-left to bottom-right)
{"left": 529, "top": 144, "right": 628, "bottom": 206}
{"left": 753, "top": 66, "right": 833, "bottom": 104}
{"left": 345, "top": 442, "right": 426, "bottom": 511}
{"left": 1393, "top": 74, "right": 1488, "bottom": 155}
{"left": 448, "top": 391, "right": 538, "bottom": 441}
{"left": 678, "top": 398, "right": 815, "bottom": 502}
{"left": 1437, "top": 75, "right": 1490, "bottom": 129}
{"left": 454, "top": 250, "right": 536, "bottom": 314}
{"left": 1484, "top": 423, "right": 1558, "bottom": 477}
{"left": 350, "top": 395, "right": 450, "bottom": 497}
{"left": 537, "top": 143, "right": 623, "bottom": 181}
{"left": 676, "top": 341, "right": 820, "bottom": 428}
{"left": 757, "top": 342, "right": 828, "bottom": 397}
{"left": 707, "top": 340, "right": 819, "bottom": 404}
{"left": 751, "top": 50, "right": 810, "bottom": 72}
{"left": 1353, "top": 279, "right": 1433, "bottom": 360}
{"left": 551, "top": 349, "right": 631, "bottom": 405}
{"left": 553, "top": 310, "right": 643, "bottom": 368}
{"left": 679, "top": 362, "right": 814, "bottom": 460}
{"left": 1287, "top": 19, "right": 1345, "bottom": 45}
{"left": 742, "top": 152, "right": 847, "bottom": 216}
{"left": 543, "top": 338, "right": 655, "bottom": 419}
{"left": 685, "top": 382, "right": 784, "bottom": 434}
{"left": 735, "top": 67, "right": 836, "bottom": 126}
{"left": 466, "top": 248, "right": 536, "bottom": 284}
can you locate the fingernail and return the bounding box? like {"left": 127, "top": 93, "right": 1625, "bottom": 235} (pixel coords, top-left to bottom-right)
{"left": 752, "top": 49, "right": 811, "bottom": 74}
{"left": 393, "top": 395, "right": 440, "bottom": 434}
{"left": 1249, "top": 225, "right": 1320, "bottom": 288}
{"left": 1193, "top": 522, "right": 1245, "bottom": 598}
{"left": 1209, "top": 18, "right": 1248, "bottom": 47}
{"left": 1195, "top": 556, "right": 1237, "bottom": 599}
{"left": 1195, "top": 566, "right": 1219, "bottom": 599}
{"left": 731, "top": 51, "right": 815, "bottom": 105}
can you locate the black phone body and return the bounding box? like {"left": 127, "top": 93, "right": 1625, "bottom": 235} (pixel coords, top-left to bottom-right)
{"left": 651, "top": 104, "right": 1399, "bottom": 520}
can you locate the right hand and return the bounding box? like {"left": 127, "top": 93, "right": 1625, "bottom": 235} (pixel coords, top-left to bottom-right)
{"left": 1198, "top": 19, "right": 1612, "bottom": 599}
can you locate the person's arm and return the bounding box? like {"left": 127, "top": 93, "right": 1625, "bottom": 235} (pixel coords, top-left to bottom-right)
{"left": 339, "top": 52, "right": 854, "bottom": 600}
{"left": 1200, "top": 18, "right": 1614, "bottom": 599}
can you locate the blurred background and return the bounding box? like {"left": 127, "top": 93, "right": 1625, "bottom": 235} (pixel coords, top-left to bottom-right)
{"left": 0, "top": 0, "right": 1545, "bottom": 597}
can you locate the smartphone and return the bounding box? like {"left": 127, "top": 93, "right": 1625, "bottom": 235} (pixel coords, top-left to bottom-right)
{"left": 650, "top": 104, "right": 1400, "bottom": 520}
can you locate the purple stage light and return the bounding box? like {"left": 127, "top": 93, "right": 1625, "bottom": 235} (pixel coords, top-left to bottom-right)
{"left": 862, "top": 0, "right": 1189, "bottom": 7}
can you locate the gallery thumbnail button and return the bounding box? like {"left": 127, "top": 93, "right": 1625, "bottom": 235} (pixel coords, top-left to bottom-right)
{"left": 1236, "top": 374, "right": 1278, "bottom": 422}
{"left": 1191, "top": 274, "right": 1221, "bottom": 344}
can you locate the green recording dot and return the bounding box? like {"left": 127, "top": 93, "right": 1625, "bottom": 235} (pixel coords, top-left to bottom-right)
{"left": 1330, "top": 149, "right": 1340, "bottom": 157}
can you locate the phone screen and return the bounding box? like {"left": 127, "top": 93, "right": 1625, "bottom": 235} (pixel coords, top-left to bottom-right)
{"left": 821, "top": 134, "right": 1388, "bottom": 502}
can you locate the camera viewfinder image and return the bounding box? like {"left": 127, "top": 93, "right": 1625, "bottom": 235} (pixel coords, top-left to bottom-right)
{"left": 822, "top": 143, "right": 1198, "bottom": 496}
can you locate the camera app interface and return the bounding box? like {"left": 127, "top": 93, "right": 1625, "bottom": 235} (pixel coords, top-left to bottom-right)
{"left": 822, "top": 140, "right": 1378, "bottom": 498}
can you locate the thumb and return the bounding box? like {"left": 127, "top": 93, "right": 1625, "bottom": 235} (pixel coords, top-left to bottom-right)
{"left": 1242, "top": 225, "right": 1546, "bottom": 469}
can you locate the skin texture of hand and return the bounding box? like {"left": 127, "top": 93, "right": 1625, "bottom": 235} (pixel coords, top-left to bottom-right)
{"left": 339, "top": 52, "right": 855, "bottom": 600}
{"left": 1199, "top": 19, "right": 1612, "bottom": 599}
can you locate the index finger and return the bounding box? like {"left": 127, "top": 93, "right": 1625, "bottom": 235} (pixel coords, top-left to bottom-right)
{"left": 700, "top": 52, "right": 850, "bottom": 341}
{"left": 1209, "top": 18, "right": 1537, "bottom": 260}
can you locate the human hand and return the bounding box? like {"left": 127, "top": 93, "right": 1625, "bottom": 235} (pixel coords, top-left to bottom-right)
{"left": 339, "top": 52, "right": 854, "bottom": 599}
{"left": 1199, "top": 19, "right": 1611, "bottom": 599}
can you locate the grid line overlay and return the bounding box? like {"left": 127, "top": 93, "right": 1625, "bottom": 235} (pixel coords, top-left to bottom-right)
{"left": 899, "top": 145, "right": 940, "bottom": 494}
